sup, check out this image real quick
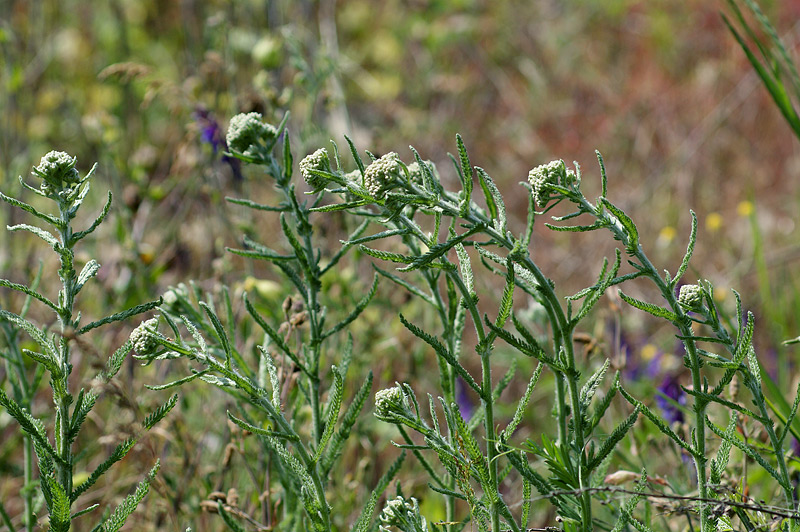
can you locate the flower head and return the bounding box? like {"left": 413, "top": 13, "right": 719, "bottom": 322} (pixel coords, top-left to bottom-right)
{"left": 226, "top": 112, "right": 277, "bottom": 158}
{"left": 379, "top": 496, "right": 428, "bottom": 532}
{"left": 374, "top": 385, "right": 410, "bottom": 421}
{"left": 299, "top": 148, "right": 332, "bottom": 191}
{"left": 32, "top": 151, "right": 80, "bottom": 195}
{"left": 130, "top": 318, "right": 161, "bottom": 356}
{"left": 364, "top": 152, "right": 403, "bottom": 198}
{"left": 678, "top": 284, "right": 704, "bottom": 312}
{"left": 528, "top": 159, "right": 573, "bottom": 208}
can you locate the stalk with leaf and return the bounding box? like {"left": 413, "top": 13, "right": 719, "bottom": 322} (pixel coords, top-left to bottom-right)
{"left": 130, "top": 113, "right": 402, "bottom": 532}
{"left": 0, "top": 152, "right": 169, "bottom": 531}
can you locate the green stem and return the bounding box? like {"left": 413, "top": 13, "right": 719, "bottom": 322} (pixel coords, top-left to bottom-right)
{"left": 24, "top": 433, "right": 34, "bottom": 532}
{"left": 55, "top": 202, "right": 76, "bottom": 511}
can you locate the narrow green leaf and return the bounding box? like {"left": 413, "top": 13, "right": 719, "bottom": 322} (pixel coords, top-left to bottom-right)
{"left": 399, "top": 223, "right": 485, "bottom": 272}
{"left": 706, "top": 418, "right": 785, "bottom": 486}
{"left": 315, "top": 367, "right": 344, "bottom": 463}
{"left": 71, "top": 191, "right": 112, "bottom": 243}
{"left": 225, "top": 196, "right": 289, "bottom": 212}
{"left": 0, "top": 278, "right": 58, "bottom": 311}
{"left": 199, "top": 301, "right": 232, "bottom": 368}
{"left": 596, "top": 150, "right": 608, "bottom": 198}
{"left": 0, "top": 190, "right": 63, "bottom": 228}
{"left": 78, "top": 299, "right": 162, "bottom": 335}
{"left": 682, "top": 387, "right": 765, "bottom": 423}
{"left": 475, "top": 167, "right": 506, "bottom": 235}
{"left": 48, "top": 479, "right": 71, "bottom": 532}
{"left": 322, "top": 274, "right": 379, "bottom": 339}
{"left": 217, "top": 503, "right": 247, "bottom": 532}
{"left": 100, "top": 460, "right": 160, "bottom": 532}
{"left": 778, "top": 380, "right": 800, "bottom": 449}
{"left": 344, "top": 134, "right": 365, "bottom": 176}
{"left": 455, "top": 241, "right": 476, "bottom": 300}
{"left": 451, "top": 401, "right": 494, "bottom": 501}
{"left": 0, "top": 309, "right": 58, "bottom": 368}
{"left": 494, "top": 261, "right": 515, "bottom": 328}
{"left": 618, "top": 290, "right": 679, "bottom": 323}
{"left": 502, "top": 363, "right": 543, "bottom": 442}
{"left": 455, "top": 134, "right": 473, "bottom": 214}
{"left": 353, "top": 452, "right": 405, "bottom": 532}
{"left": 145, "top": 370, "right": 209, "bottom": 391}
{"left": 71, "top": 437, "right": 137, "bottom": 502}
{"left": 321, "top": 371, "right": 373, "bottom": 475}
{"left": 358, "top": 245, "right": 414, "bottom": 265}
{"left": 599, "top": 197, "right": 639, "bottom": 255}
{"left": 399, "top": 314, "right": 482, "bottom": 398}
{"left": 710, "top": 412, "right": 737, "bottom": 485}
{"left": 226, "top": 411, "right": 299, "bottom": 442}
{"left": 580, "top": 358, "right": 610, "bottom": 413}
{"left": 618, "top": 385, "right": 693, "bottom": 454}
{"left": 69, "top": 389, "right": 97, "bottom": 444}
{"left": 373, "top": 265, "right": 435, "bottom": 306}
{"left": 227, "top": 238, "right": 295, "bottom": 262}
{"left": 75, "top": 260, "right": 100, "bottom": 294}
{"left": 244, "top": 294, "right": 309, "bottom": 376}
{"left": 587, "top": 406, "right": 639, "bottom": 471}
{"left": 142, "top": 394, "right": 178, "bottom": 430}
{"left": 671, "top": 211, "right": 697, "bottom": 288}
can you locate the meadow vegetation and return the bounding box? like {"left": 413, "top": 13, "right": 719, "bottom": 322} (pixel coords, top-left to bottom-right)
{"left": 1, "top": 1, "right": 800, "bottom": 531}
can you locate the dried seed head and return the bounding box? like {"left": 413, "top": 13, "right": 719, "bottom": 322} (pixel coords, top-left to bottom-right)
{"left": 130, "top": 318, "right": 160, "bottom": 355}
{"left": 225, "top": 112, "right": 277, "bottom": 157}
{"left": 33, "top": 151, "right": 80, "bottom": 196}
{"left": 299, "top": 148, "right": 332, "bottom": 191}
{"left": 528, "top": 159, "right": 572, "bottom": 208}
{"left": 364, "top": 152, "right": 403, "bottom": 198}
{"left": 678, "top": 284, "right": 704, "bottom": 311}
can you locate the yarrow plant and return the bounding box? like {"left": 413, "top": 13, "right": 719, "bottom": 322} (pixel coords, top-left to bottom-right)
{"left": 275, "top": 114, "right": 799, "bottom": 532}
{"left": 128, "top": 112, "right": 405, "bottom": 532}
{"left": 0, "top": 153, "right": 168, "bottom": 531}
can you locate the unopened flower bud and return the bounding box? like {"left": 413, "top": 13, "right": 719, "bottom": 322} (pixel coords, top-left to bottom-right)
{"left": 374, "top": 385, "right": 409, "bottom": 421}
{"left": 678, "top": 284, "right": 704, "bottom": 311}
{"left": 130, "top": 318, "right": 160, "bottom": 355}
{"left": 364, "top": 152, "right": 403, "bottom": 198}
{"left": 32, "top": 151, "right": 80, "bottom": 195}
{"left": 528, "top": 159, "right": 567, "bottom": 208}
{"left": 406, "top": 160, "right": 435, "bottom": 186}
{"left": 378, "top": 495, "right": 427, "bottom": 532}
{"left": 226, "top": 112, "right": 277, "bottom": 158}
{"left": 299, "top": 148, "right": 331, "bottom": 191}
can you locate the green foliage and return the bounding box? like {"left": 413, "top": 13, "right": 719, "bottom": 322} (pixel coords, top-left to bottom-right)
{"left": 0, "top": 155, "right": 162, "bottom": 530}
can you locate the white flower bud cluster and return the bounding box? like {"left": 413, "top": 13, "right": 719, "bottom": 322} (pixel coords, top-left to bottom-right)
{"left": 378, "top": 496, "right": 427, "bottom": 532}
{"left": 226, "top": 112, "right": 277, "bottom": 157}
{"left": 364, "top": 152, "right": 402, "bottom": 198}
{"left": 33, "top": 151, "right": 80, "bottom": 195}
{"left": 678, "top": 284, "right": 704, "bottom": 311}
{"left": 527, "top": 159, "right": 572, "bottom": 208}
{"left": 130, "top": 318, "right": 160, "bottom": 355}
{"left": 406, "top": 160, "right": 436, "bottom": 186}
{"left": 299, "top": 148, "right": 331, "bottom": 191}
{"left": 374, "top": 386, "right": 406, "bottom": 419}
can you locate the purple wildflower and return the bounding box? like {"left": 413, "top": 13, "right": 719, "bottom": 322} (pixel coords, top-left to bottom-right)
{"left": 655, "top": 373, "right": 686, "bottom": 425}
{"left": 195, "top": 107, "right": 224, "bottom": 153}
{"left": 455, "top": 377, "right": 475, "bottom": 421}
{"left": 194, "top": 107, "right": 243, "bottom": 181}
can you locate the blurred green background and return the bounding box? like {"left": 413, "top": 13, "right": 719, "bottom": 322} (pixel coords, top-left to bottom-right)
{"left": 2, "top": 0, "right": 800, "bottom": 529}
